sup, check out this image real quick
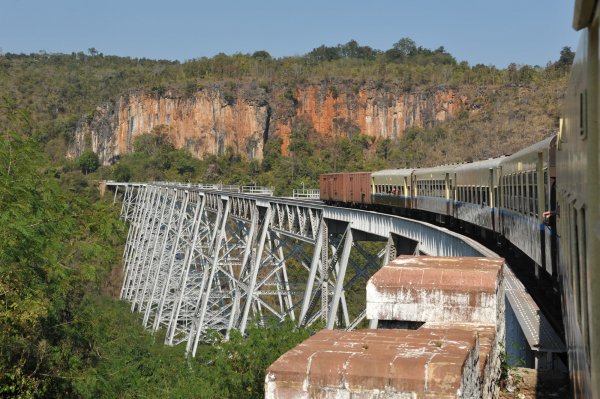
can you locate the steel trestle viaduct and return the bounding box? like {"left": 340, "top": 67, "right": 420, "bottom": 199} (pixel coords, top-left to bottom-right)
{"left": 107, "top": 181, "right": 563, "bottom": 365}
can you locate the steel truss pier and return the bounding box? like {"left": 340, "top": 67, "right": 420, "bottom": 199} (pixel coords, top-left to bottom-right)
{"left": 108, "top": 182, "right": 564, "bottom": 361}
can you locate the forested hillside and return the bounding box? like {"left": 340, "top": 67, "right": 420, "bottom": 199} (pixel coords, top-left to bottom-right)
{"left": 1, "top": 40, "right": 574, "bottom": 194}
{"left": 0, "top": 39, "right": 573, "bottom": 397}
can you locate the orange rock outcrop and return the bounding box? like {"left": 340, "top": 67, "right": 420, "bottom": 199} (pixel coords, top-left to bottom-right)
{"left": 71, "top": 83, "right": 468, "bottom": 165}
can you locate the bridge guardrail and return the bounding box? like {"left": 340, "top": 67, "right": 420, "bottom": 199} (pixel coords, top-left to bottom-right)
{"left": 292, "top": 188, "right": 320, "bottom": 199}
{"left": 241, "top": 186, "right": 273, "bottom": 196}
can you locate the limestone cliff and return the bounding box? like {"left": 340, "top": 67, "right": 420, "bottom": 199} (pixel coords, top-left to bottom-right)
{"left": 70, "top": 82, "right": 468, "bottom": 165}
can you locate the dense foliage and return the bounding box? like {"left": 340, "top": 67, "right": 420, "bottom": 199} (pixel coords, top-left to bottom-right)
{"left": 0, "top": 101, "right": 313, "bottom": 398}
{"left": 0, "top": 100, "right": 126, "bottom": 397}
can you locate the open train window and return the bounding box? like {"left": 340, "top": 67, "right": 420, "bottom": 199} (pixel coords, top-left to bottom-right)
{"left": 527, "top": 172, "right": 534, "bottom": 217}
{"left": 494, "top": 187, "right": 498, "bottom": 208}
{"left": 532, "top": 171, "right": 538, "bottom": 217}
{"left": 508, "top": 176, "right": 512, "bottom": 210}
{"left": 501, "top": 177, "right": 506, "bottom": 209}
{"left": 517, "top": 174, "right": 521, "bottom": 212}
{"left": 508, "top": 175, "right": 515, "bottom": 210}
{"left": 544, "top": 169, "right": 549, "bottom": 212}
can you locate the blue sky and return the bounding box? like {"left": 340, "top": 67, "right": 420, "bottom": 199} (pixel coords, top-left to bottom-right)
{"left": 0, "top": 0, "right": 578, "bottom": 68}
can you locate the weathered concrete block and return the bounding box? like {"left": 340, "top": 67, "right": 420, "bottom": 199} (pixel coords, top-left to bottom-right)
{"left": 366, "top": 256, "right": 504, "bottom": 325}
{"left": 265, "top": 328, "right": 483, "bottom": 399}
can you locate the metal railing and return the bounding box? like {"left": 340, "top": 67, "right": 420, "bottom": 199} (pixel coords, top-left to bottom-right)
{"left": 293, "top": 188, "right": 320, "bottom": 199}
{"left": 241, "top": 185, "right": 274, "bottom": 196}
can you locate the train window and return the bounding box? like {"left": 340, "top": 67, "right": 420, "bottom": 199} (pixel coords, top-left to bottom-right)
{"left": 508, "top": 175, "right": 513, "bottom": 211}
{"left": 494, "top": 187, "right": 498, "bottom": 208}
{"left": 521, "top": 173, "right": 526, "bottom": 214}
{"left": 523, "top": 173, "right": 528, "bottom": 215}
{"left": 507, "top": 176, "right": 511, "bottom": 210}
{"left": 517, "top": 174, "right": 523, "bottom": 214}
{"left": 501, "top": 177, "right": 506, "bottom": 209}
{"left": 517, "top": 174, "right": 521, "bottom": 212}
{"left": 512, "top": 175, "right": 516, "bottom": 211}
{"left": 524, "top": 173, "right": 529, "bottom": 215}
{"left": 532, "top": 172, "right": 538, "bottom": 217}
{"left": 544, "top": 169, "right": 549, "bottom": 212}
{"left": 513, "top": 174, "right": 521, "bottom": 212}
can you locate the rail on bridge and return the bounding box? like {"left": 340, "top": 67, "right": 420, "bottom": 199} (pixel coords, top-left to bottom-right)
{"left": 107, "top": 181, "right": 564, "bottom": 367}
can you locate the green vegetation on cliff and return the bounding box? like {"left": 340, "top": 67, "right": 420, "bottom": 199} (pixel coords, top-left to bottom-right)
{"left": 0, "top": 40, "right": 572, "bottom": 172}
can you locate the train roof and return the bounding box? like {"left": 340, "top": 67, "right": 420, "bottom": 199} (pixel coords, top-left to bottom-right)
{"left": 320, "top": 171, "right": 371, "bottom": 177}
{"left": 414, "top": 164, "right": 458, "bottom": 176}
{"left": 501, "top": 135, "right": 556, "bottom": 162}
{"left": 453, "top": 156, "right": 505, "bottom": 172}
{"left": 371, "top": 168, "right": 415, "bottom": 177}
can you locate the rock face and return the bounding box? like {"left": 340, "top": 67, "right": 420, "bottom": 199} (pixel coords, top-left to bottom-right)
{"left": 70, "top": 83, "right": 468, "bottom": 165}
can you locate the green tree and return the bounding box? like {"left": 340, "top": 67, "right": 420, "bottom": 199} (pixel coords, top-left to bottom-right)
{"left": 555, "top": 46, "right": 575, "bottom": 70}
{"left": 112, "top": 162, "right": 132, "bottom": 182}
{"left": 77, "top": 150, "right": 99, "bottom": 174}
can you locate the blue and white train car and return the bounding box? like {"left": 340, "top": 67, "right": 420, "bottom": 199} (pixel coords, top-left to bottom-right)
{"left": 497, "top": 136, "right": 556, "bottom": 274}
{"left": 413, "top": 165, "right": 457, "bottom": 217}
{"left": 453, "top": 157, "right": 505, "bottom": 233}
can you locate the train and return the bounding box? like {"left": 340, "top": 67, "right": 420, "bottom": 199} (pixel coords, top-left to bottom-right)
{"left": 320, "top": 1, "right": 600, "bottom": 396}
{"left": 320, "top": 135, "right": 558, "bottom": 276}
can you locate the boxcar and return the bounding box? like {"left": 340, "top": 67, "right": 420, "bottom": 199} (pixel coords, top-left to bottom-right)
{"left": 319, "top": 172, "right": 372, "bottom": 205}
